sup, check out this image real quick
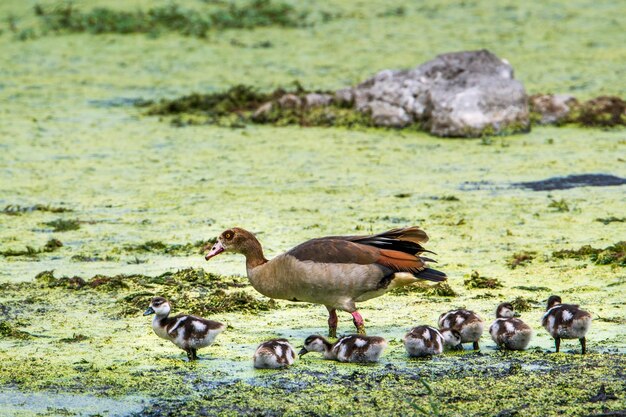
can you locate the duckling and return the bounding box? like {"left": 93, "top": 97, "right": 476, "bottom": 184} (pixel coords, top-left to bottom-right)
{"left": 143, "top": 296, "right": 225, "bottom": 361}
{"left": 299, "top": 334, "right": 387, "bottom": 363}
{"left": 542, "top": 295, "right": 592, "bottom": 354}
{"left": 253, "top": 339, "right": 297, "bottom": 369}
{"left": 403, "top": 325, "right": 445, "bottom": 357}
{"left": 439, "top": 328, "right": 463, "bottom": 350}
{"left": 438, "top": 309, "right": 484, "bottom": 350}
{"left": 489, "top": 302, "right": 532, "bottom": 351}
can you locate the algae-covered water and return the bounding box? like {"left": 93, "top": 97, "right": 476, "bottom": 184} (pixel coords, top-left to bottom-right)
{"left": 1, "top": 1, "right": 625, "bottom": 416}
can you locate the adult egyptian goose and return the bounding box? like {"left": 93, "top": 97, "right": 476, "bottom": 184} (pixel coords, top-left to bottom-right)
{"left": 143, "top": 297, "right": 226, "bottom": 361}
{"left": 298, "top": 334, "right": 387, "bottom": 363}
{"left": 489, "top": 302, "right": 532, "bottom": 351}
{"left": 542, "top": 295, "right": 592, "bottom": 354}
{"left": 403, "top": 325, "right": 445, "bottom": 357}
{"left": 253, "top": 338, "right": 297, "bottom": 369}
{"left": 205, "top": 227, "right": 446, "bottom": 336}
{"left": 438, "top": 309, "right": 484, "bottom": 350}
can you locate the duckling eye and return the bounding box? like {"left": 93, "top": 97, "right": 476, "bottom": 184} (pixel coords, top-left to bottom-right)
{"left": 224, "top": 231, "right": 234, "bottom": 240}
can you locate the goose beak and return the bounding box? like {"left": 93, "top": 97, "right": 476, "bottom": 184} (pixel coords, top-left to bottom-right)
{"left": 143, "top": 307, "right": 155, "bottom": 316}
{"left": 298, "top": 348, "right": 308, "bottom": 357}
{"left": 205, "top": 241, "right": 225, "bottom": 261}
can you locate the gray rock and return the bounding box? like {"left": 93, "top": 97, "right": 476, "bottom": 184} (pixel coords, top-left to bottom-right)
{"left": 349, "top": 49, "right": 530, "bottom": 137}
{"left": 278, "top": 94, "right": 301, "bottom": 110}
{"left": 529, "top": 94, "right": 579, "bottom": 124}
{"left": 304, "top": 93, "right": 333, "bottom": 109}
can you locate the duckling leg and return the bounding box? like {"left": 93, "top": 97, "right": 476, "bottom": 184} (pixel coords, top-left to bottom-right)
{"left": 579, "top": 337, "right": 586, "bottom": 354}
{"left": 351, "top": 311, "right": 366, "bottom": 335}
{"left": 326, "top": 307, "right": 338, "bottom": 338}
{"left": 472, "top": 341, "right": 480, "bottom": 350}
{"left": 554, "top": 337, "right": 561, "bottom": 353}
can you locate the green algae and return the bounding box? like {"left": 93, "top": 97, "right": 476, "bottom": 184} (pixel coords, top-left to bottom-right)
{"left": 595, "top": 216, "right": 625, "bottom": 225}
{"left": 507, "top": 251, "right": 536, "bottom": 269}
{"left": 32, "top": 0, "right": 310, "bottom": 39}
{"left": 0, "top": 238, "right": 62, "bottom": 257}
{"left": 553, "top": 241, "right": 626, "bottom": 267}
{"left": 510, "top": 296, "right": 534, "bottom": 312}
{"left": 43, "top": 218, "right": 80, "bottom": 232}
{"left": 1, "top": 0, "right": 625, "bottom": 415}
{"left": 0, "top": 321, "right": 33, "bottom": 340}
{"left": 122, "top": 238, "right": 214, "bottom": 256}
{"left": 1, "top": 204, "right": 72, "bottom": 215}
{"left": 464, "top": 271, "right": 504, "bottom": 290}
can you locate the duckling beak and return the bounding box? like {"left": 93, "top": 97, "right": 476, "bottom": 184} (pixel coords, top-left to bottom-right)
{"left": 143, "top": 307, "right": 155, "bottom": 316}
{"left": 298, "top": 348, "right": 308, "bottom": 357}
{"left": 205, "top": 241, "right": 225, "bottom": 261}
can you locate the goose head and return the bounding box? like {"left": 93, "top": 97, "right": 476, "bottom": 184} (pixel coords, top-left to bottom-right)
{"left": 298, "top": 335, "right": 329, "bottom": 357}
{"left": 495, "top": 302, "right": 519, "bottom": 318}
{"left": 205, "top": 227, "right": 261, "bottom": 260}
{"left": 546, "top": 295, "right": 562, "bottom": 310}
{"left": 143, "top": 296, "right": 171, "bottom": 317}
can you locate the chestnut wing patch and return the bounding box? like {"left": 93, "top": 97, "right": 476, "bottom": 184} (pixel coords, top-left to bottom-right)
{"left": 287, "top": 239, "right": 381, "bottom": 264}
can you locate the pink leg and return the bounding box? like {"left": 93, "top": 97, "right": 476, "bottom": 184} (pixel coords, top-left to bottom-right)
{"left": 351, "top": 311, "right": 366, "bottom": 335}
{"left": 327, "top": 308, "right": 338, "bottom": 338}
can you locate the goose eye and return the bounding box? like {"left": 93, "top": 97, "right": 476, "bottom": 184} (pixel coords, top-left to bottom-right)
{"left": 224, "top": 231, "right": 234, "bottom": 240}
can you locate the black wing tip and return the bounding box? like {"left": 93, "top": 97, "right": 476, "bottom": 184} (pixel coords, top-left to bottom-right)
{"left": 415, "top": 268, "right": 447, "bottom": 282}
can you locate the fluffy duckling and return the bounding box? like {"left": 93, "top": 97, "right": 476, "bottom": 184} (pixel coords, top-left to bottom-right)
{"left": 542, "top": 295, "right": 592, "bottom": 354}
{"left": 489, "top": 302, "right": 532, "bottom": 351}
{"left": 253, "top": 339, "right": 297, "bottom": 369}
{"left": 439, "top": 328, "right": 463, "bottom": 350}
{"left": 299, "top": 334, "right": 387, "bottom": 363}
{"left": 403, "top": 325, "right": 445, "bottom": 357}
{"left": 438, "top": 309, "right": 484, "bottom": 350}
{"left": 143, "top": 297, "right": 225, "bottom": 361}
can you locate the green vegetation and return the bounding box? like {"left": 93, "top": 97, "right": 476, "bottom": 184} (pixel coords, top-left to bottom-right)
{"left": 32, "top": 268, "right": 275, "bottom": 316}
{"left": 510, "top": 296, "right": 533, "bottom": 312}
{"left": 548, "top": 198, "right": 569, "bottom": 212}
{"left": 552, "top": 241, "right": 626, "bottom": 267}
{"left": 1, "top": 204, "right": 72, "bottom": 215}
{"left": 392, "top": 281, "right": 457, "bottom": 297}
{"left": 29, "top": 1, "right": 310, "bottom": 39}
{"left": 0, "top": 238, "right": 62, "bottom": 257}
{"left": 0, "top": 321, "right": 32, "bottom": 340}
{"left": 122, "top": 239, "right": 215, "bottom": 256}
{"left": 507, "top": 251, "right": 536, "bottom": 269}
{"left": 464, "top": 271, "right": 503, "bottom": 290}
{"left": 43, "top": 218, "right": 80, "bottom": 232}
{"left": 595, "top": 216, "right": 625, "bottom": 225}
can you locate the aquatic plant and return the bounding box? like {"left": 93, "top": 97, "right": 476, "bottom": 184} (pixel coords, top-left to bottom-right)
{"left": 507, "top": 251, "right": 536, "bottom": 269}
{"left": 510, "top": 296, "right": 533, "bottom": 312}
{"left": 464, "top": 271, "right": 503, "bottom": 289}
{"left": 391, "top": 281, "right": 456, "bottom": 297}
{"left": 0, "top": 321, "right": 32, "bottom": 340}
{"left": 43, "top": 218, "right": 80, "bottom": 232}
{"left": 548, "top": 198, "right": 569, "bottom": 212}
{"left": 0, "top": 238, "right": 62, "bottom": 257}
{"left": 576, "top": 96, "right": 626, "bottom": 127}
{"left": 552, "top": 241, "right": 626, "bottom": 267}
{"left": 595, "top": 216, "right": 625, "bottom": 225}
{"left": 33, "top": 0, "right": 311, "bottom": 39}
{"left": 122, "top": 239, "right": 214, "bottom": 256}
{"left": 1, "top": 204, "right": 72, "bottom": 215}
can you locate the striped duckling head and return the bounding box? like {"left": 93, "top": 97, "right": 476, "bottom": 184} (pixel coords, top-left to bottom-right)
{"left": 546, "top": 295, "right": 562, "bottom": 310}
{"left": 439, "top": 328, "right": 462, "bottom": 349}
{"left": 143, "top": 296, "right": 171, "bottom": 317}
{"left": 495, "top": 302, "right": 520, "bottom": 319}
